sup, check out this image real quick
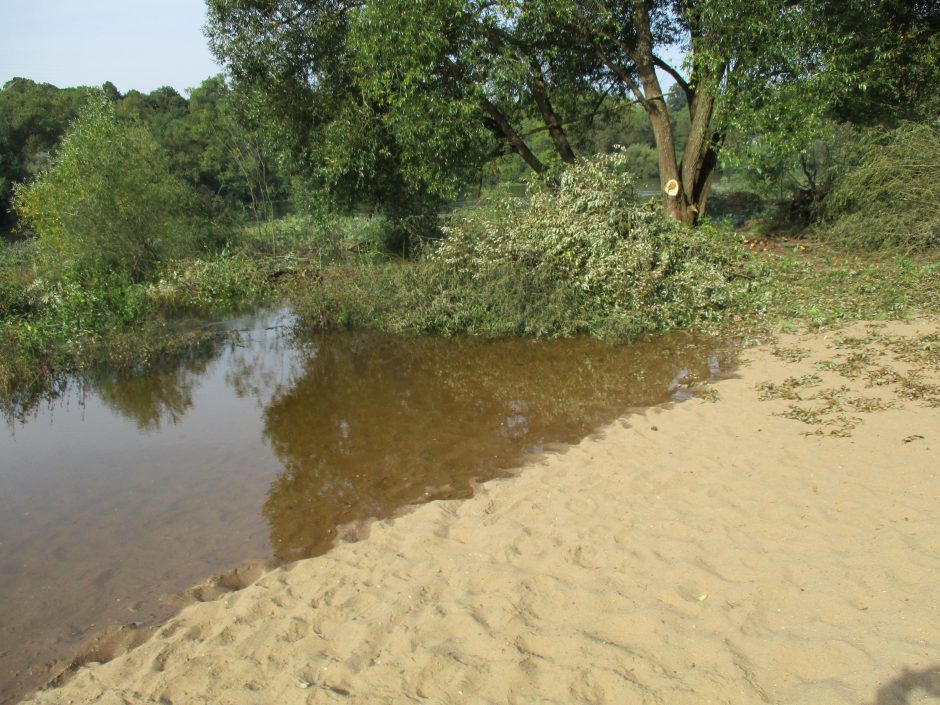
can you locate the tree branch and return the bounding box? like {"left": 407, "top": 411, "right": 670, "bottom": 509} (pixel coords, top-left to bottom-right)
{"left": 594, "top": 45, "right": 648, "bottom": 110}
{"left": 480, "top": 98, "right": 547, "bottom": 173}
{"left": 653, "top": 54, "right": 693, "bottom": 104}
{"left": 518, "top": 85, "right": 628, "bottom": 139}
{"left": 527, "top": 59, "right": 577, "bottom": 163}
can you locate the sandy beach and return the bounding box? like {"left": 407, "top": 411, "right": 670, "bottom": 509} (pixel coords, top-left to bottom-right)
{"left": 22, "top": 319, "right": 940, "bottom": 705}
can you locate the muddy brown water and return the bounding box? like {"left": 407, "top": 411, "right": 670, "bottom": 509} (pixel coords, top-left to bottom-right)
{"left": 0, "top": 309, "right": 735, "bottom": 703}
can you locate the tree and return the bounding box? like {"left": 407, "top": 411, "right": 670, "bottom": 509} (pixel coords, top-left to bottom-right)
{"left": 116, "top": 85, "right": 198, "bottom": 183}
{"left": 206, "top": 0, "right": 940, "bottom": 224}
{"left": 719, "top": 1, "right": 940, "bottom": 219}
{"left": 0, "top": 79, "right": 91, "bottom": 231}
{"left": 206, "top": 0, "right": 443, "bottom": 216}
{"left": 14, "top": 95, "right": 208, "bottom": 279}
{"left": 811, "top": 0, "right": 940, "bottom": 125}
{"left": 187, "top": 76, "right": 285, "bottom": 222}
{"left": 205, "top": 0, "right": 600, "bottom": 213}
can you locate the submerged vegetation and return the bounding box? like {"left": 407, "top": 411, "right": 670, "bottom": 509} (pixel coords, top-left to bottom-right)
{"left": 0, "top": 238, "right": 271, "bottom": 414}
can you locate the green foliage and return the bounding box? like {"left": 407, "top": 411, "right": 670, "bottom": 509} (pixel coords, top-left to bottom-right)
{"left": 818, "top": 3, "right": 940, "bottom": 125}
{"left": 818, "top": 121, "right": 940, "bottom": 252}
{"left": 752, "top": 247, "right": 940, "bottom": 329}
{"left": 723, "top": 3, "right": 940, "bottom": 221}
{"left": 182, "top": 77, "right": 288, "bottom": 222}
{"left": 13, "top": 95, "right": 209, "bottom": 279}
{"left": 206, "top": 0, "right": 447, "bottom": 216}
{"left": 207, "top": 0, "right": 940, "bottom": 226}
{"left": 0, "top": 194, "right": 440, "bottom": 408}
{"left": 145, "top": 252, "right": 272, "bottom": 312}
{"left": 0, "top": 238, "right": 37, "bottom": 320}
{"left": 0, "top": 79, "right": 93, "bottom": 230}
{"left": 1, "top": 76, "right": 290, "bottom": 234}
{"left": 293, "top": 153, "right": 759, "bottom": 339}
{"left": 706, "top": 190, "right": 767, "bottom": 222}
{"left": 569, "top": 90, "right": 690, "bottom": 185}
{"left": 116, "top": 86, "right": 190, "bottom": 153}
{"left": 418, "top": 153, "right": 756, "bottom": 337}
{"left": 290, "top": 263, "right": 422, "bottom": 332}
{"left": 0, "top": 265, "right": 150, "bottom": 407}
{"left": 0, "top": 245, "right": 280, "bottom": 409}
{"left": 234, "top": 214, "right": 333, "bottom": 260}
{"left": 106, "top": 78, "right": 288, "bottom": 223}
{"left": 233, "top": 211, "right": 423, "bottom": 266}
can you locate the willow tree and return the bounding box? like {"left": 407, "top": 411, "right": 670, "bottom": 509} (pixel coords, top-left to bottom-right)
{"left": 206, "top": 0, "right": 933, "bottom": 224}
{"left": 206, "top": 0, "right": 601, "bottom": 214}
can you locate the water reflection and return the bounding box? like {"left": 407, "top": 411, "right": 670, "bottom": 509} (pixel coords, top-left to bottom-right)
{"left": 0, "top": 311, "right": 298, "bottom": 705}
{"left": 1, "top": 332, "right": 224, "bottom": 430}
{"left": 93, "top": 347, "right": 215, "bottom": 430}
{"left": 0, "top": 312, "right": 733, "bottom": 704}
{"left": 260, "top": 332, "right": 734, "bottom": 561}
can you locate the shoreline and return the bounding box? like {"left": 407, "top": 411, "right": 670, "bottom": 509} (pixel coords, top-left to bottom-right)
{"left": 22, "top": 319, "right": 940, "bottom": 705}
{"left": 1, "top": 324, "right": 730, "bottom": 705}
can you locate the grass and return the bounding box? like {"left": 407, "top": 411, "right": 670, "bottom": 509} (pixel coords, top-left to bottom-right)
{"left": 733, "top": 240, "right": 940, "bottom": 332}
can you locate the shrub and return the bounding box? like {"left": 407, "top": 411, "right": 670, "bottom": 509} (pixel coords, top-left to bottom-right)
{"left": 0, "top": 238, "right": 37, "bottom": 318}
{"left": 13, "top": 94, "right": 209, "bottom": 280}
{"left": 146, "top": 252, "right": 272, "bottom": 312}
{"left": 291, "top": 263, "right": 422, "bottom": 331}
{"left": 293, "top": 153, "right": 759, "bottom": 340}
{"left": 411, "top": 152, "right": 756, "bottom": 339}
{"left": 234, "top": 211, "right": 426, "bottom": 264}
{"left": 819, "top": 120, "right": 940, "bottom": 251}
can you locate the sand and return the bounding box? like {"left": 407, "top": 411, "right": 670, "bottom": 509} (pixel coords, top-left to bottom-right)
{"left": 23, "top": 320, "right": 940, "bottom": 705}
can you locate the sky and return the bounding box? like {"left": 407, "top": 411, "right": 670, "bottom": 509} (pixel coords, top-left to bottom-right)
{"left": 0, "top": 0, "right": 685, "bottom": 96}
{"left": 0, "top": 0, "right": 223, "bottom": 95}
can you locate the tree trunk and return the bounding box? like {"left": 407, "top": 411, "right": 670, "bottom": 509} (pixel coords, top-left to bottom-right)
{"left": 692, "top": 136, "right": 721, "bottom": 218}
{"left": 645, "top": 96, "right": 715, "bottom": 225}
{"left": 528, "top": 62, "right": 577, "bottom": 164}
{"left": 628, "top": 2, "right": 722, "bottom": 225}
{"left": 675, "top": 86, "right": 724, "bottom": 224}
{"left": 628, "top": 1, "right": 698, "bottom": 224}
{"left": 645, "top": 104, "right": 690, "bottom": 221}
{"left": 480, "top": 98, "right": 547, "bottom": 174}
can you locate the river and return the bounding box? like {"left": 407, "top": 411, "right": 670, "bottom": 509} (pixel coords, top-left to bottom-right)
{"left": 0, "top": 309, "right": 734, "bottom": 703}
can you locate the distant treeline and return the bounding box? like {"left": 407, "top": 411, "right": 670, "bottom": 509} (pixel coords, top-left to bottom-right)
{"left": 0, "top": 75, "right": 692, "bottom": 234}
{"left": 0, "top": 76, "right": 289, "bottom": 233}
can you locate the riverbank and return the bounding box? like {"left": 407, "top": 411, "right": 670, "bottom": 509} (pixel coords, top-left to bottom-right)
{"left": 23, "top": 318, "right": 940, "bottom": 705}
{"left": 0, "top": 321, "right": 729, "bottom": 705}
